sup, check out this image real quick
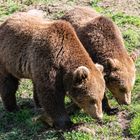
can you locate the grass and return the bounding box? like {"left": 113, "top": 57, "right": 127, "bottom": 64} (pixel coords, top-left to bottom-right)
{"left": 64, "top": 131, "right": 93, "bottom": 140}
{"left": 0, "top": 0, "right": 140, "bottom": 139}
{"left": 123, "top": 29, "right": 140, "bottom": 52}
{"left": 130, "top": 113, "right": 140, "bottom": 139}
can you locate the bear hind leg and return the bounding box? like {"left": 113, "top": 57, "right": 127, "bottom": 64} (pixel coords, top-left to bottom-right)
{"left": 0, "top": 74, "right": 19, "bottom": 112}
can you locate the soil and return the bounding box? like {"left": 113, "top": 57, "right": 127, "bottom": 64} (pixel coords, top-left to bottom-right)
{"left": 117, "top": 111, "right": 131, "bottom": 139}
{"left": 22, "top": 0, "right": 140, "bottom": 18}
{"left": 99, "top": 0, "right": 140, "bottom": 17}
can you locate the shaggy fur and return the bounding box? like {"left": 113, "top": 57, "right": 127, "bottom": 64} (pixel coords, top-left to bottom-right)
{"left": 0, "top": 13, "right": 105, "bottom": 129}
{"left": 62, "top": 7, "right": 136, "bottom": 114}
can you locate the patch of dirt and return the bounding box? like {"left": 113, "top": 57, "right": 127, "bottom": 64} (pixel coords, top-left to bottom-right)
{"left": 117, "top": 110, "right": 132, "bottom": 139}
{"left": 99, "top": 0, "right": 140, "bottom": 16}
{"left": 20, "top": 0, "right": 91, "bottom": 19}
{"left": 19, "top": 0, "right": 140, "bottom": 24}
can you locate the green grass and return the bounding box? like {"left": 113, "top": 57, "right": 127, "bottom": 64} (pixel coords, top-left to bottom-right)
{"left": 123, "top": 29, "right": 140, "bottom": 52}
{"left": 130, "top": 113, "right": 140, "bottom": 139}
{"left": 0, "top": 0, "right": 21, "bottom": 16}
{"left": 0, "top": 0, "right": 21, "bottom": 22}
{"left": 64, "top": 131, "right": 93, "bottom": 140}
{"left": 0, "top": 0, "right": 140, "bottom": 139}
{"left": 106, "top": 12, "right": 140, "bottom": 27}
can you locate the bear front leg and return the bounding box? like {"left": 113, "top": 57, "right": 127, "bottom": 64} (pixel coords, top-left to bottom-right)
{"left": 33, "top": 83, "right": 41, "bottom": 108}
{"left": 102, "top": 94, "right": 119, "bottom": 115}
{"left": 33, "top": 68, "right": 72, "bottom": 129}
{"left": 0, "top": 73, "right": 19, "bottom": 112}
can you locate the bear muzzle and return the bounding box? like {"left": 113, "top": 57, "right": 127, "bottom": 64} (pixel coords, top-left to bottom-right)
{"left": 93, "top": 112, "right": 103, "bottom": 120}
{"left": 116, "top": 94, "right": 131, "bottom": 105}
{"left": 124, "top": 93, "right": 131, "bottom": 105}
{"left": 89, "top": 110, "right": 103, "bottom": 120}
{"left": 97, "top": 112, "right": 103, "bottom": 120}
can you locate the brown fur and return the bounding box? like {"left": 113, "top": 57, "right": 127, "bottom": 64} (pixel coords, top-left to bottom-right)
{"left": 0, "top": 13, "right": 105, "bottom": 129}
{"left": 62, "top": 7, "right": 136, "bottom": 109}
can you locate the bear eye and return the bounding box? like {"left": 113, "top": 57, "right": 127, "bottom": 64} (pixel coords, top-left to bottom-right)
{"left": 108, "top": 76, "right": 118, "bottom": 83}
{"left": 89, "top": 99, "right": 96, "bottom": 105}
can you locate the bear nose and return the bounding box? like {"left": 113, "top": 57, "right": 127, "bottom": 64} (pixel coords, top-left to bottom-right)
{"left": 54, "top": 115, "right": 72, "bottom": 130}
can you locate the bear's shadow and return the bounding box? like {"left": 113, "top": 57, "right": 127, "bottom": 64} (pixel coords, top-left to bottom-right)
{"left": 0, "top": 97, "right": 65, "bottom": 139}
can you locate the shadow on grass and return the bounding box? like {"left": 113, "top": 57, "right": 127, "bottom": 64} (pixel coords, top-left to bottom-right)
{"left": 0, "top": 97, "right": 65, "bottom": 140}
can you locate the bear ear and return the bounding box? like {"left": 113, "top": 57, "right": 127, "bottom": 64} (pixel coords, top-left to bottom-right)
{"left": 130, "top": 48, "right": 140, "bottom": 62}
{"left": 73, "top": 66, "right": 90, "bottom": 85}
{"left": 130, "top": 52, "right": 137, "bottom": 62}
{"left": 95, "top": 63, "right": 104, "bottom": 73}
{"left": 106, "top": 58, "right": 119, "bottom": 71}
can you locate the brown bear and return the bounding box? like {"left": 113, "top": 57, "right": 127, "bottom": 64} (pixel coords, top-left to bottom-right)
{"left": 61, "top": 7, "right": 136, "bottom": 114}
{"left": 0, "top": 13, "right": 105, "bottom": 129}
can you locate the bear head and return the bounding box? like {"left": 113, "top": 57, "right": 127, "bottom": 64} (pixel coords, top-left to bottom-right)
{"left": 105, "top": 57, "right": 136, "bottom": 105}
{"left": 67, "top": 64, "right": 105, "bottom": 120}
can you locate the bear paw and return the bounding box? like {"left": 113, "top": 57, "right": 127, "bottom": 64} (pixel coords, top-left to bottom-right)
{"left": 106, "top": 107, "right": 119, "bottom": 115}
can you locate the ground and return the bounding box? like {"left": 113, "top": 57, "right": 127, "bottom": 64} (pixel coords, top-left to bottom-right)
{"left": 0, "top": 0, "right": 140, "bottom": 140}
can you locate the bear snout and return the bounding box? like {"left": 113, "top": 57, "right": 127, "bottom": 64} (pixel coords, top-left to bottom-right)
{"left": 123, "top": 100, "right": 131, "bottom": 105}
{"left": 124, "top": 93, "right": 131, "bottom": 105}
{"left": 117, "top": 99, "right": 131, "bottom": 105}
{"left": 97, "top": 113, "right": 103, "bottom": 120}
{"left": 92, "top": 112, "right": 103, "bottom": 120}
{"left": 54, "top": 115, "right": 72, "bottom": 130}
{"left": 116, "top": 93, "right": 131, "bottom": 105}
